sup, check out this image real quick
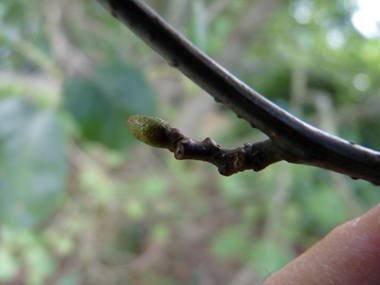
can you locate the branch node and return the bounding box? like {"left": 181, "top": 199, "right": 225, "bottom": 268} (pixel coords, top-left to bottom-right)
{"left": 175, "top": 143, "right": 185, "bottom": 159}
{"left": 372, "top": 154, "right": 380, "bottom": 166}
{"left": 204, "top": 137, "right": 217, "bottom": 146}
{"left": 218, "top": 165, "right": 227, "bottom": 176}
{"left": 167, "top": 59, "right": 179, "bottom": 67}
{"left": 233, "top": 149, "right": 245, "bottom": 169}
{"left": 107, "top": 1, "right": 118, "bottom": 18}
{"left": 146, "top": 34, "right": 153, "bottom": 42}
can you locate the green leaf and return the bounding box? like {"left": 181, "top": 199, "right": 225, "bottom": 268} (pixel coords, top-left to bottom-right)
{"left": 63, "top": 63, "right": 157, "bottom": 151}
{"left": 0, "top": 98, "right": 67, "bottom": 227}
{"left": 127, "top": 115, "right": 172, "bottom": 148}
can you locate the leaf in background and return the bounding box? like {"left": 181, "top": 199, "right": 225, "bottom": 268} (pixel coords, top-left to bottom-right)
{"left": 0, "top": 98, "right": 67, "bottom": 227}
{"left": 63, "top": 63, "right": 157, "bottom": 151}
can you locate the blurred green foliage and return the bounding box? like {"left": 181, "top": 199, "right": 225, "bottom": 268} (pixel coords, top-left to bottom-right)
{"left": 0, "top": 98, "right": 67, "bottom": 227}
{"left": 63, "top": 63, "right": 156, "bottom": 150}
{"left": 0, "top": 0, "right": 380, "bottom": 284}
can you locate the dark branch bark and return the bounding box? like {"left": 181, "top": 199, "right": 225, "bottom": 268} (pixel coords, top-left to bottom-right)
{"left": 96, "top": 0, "right": 380, "bottom": 186}
{"left": 165, "top": 127, "right": 283, "bottom": 176}
{"left": 174, "top": 135, "right": 283, "bottom": 176}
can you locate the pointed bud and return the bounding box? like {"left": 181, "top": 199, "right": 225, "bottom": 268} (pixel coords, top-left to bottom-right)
{"left": 127, "top": 115, "right": 173, "bottom": 148}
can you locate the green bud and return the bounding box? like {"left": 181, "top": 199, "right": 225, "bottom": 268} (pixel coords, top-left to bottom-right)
{"left": 127, "top": 115, "right": 173, "bottom": 148}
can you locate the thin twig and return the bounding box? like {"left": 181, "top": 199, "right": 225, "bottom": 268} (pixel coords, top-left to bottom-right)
{"left": 128, "top": 115, "right": 283, "bottom": 176}
{"left": 96, "top": 0, "right": 380, "bottom": 185}
{"left": 175, "top": 137, "right": 283, "bottom": 176}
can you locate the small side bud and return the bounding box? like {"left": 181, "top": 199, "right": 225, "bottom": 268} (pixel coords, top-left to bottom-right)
{"left": 128, "top": 115, "right": 173, "bottom": 148}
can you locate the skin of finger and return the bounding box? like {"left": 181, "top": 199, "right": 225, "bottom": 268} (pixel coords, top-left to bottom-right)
{"left": 262, "top": 203, "right": 380, "bottom": 285}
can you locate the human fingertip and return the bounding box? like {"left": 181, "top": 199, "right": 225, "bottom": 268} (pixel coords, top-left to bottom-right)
{"left": 262, "top": 203, "right": 380, "bottom": 285}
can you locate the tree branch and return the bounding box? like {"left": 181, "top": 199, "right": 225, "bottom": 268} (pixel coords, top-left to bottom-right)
{"left": 128, "top": 116, "right": 283, "bottom": 176}
{"left": 175, "top": 138, "right": 283, "bottom": 176}
{"left": 96, "top": 0, "right": 380, "bottom": 186}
